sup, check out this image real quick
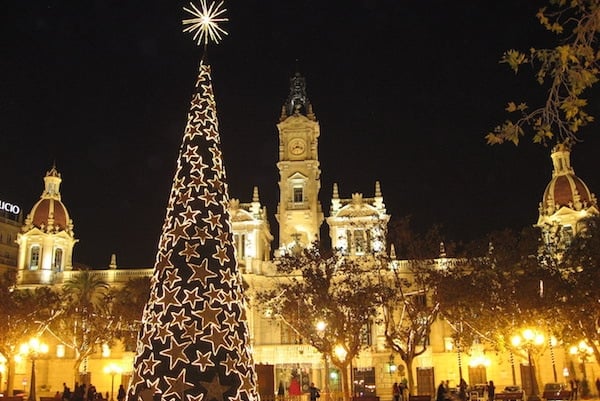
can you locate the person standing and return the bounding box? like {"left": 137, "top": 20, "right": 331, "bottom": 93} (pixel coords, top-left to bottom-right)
{"left": 309, "top": 383, "right": 320, "bottom": 401}
{"left": 117, "top": 385, "right": 126, "bottom": 401}
{"left": 459, "top": 378, "right": 468, "bottom": 401}
{"left": 393, "top": 383, "right": 400, "bottom": 401}
{"left": 437, "top": 381, "right": 447, "bottom": 401}
{"left": 487, "top": 381, "right": 495, "bottom": 401}
{"left": 289, "top": 377, "right": 302, "bottom": 398}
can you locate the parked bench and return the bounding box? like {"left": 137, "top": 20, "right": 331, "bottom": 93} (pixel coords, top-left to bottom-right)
{"left": 409, "top": 395, "right": 432, "bottom": 401}
{"left": 494, "top": 392, "right": 523, "bottom": 401}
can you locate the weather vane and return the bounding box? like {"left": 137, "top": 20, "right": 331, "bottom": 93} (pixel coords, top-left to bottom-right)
{"left": 182, "top": 0, "right": 228, "bottom": 47}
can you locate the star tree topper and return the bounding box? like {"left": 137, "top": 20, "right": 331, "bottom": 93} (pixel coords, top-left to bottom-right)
{"left": 183, "top": 0, "right": 228, "bottom": 47}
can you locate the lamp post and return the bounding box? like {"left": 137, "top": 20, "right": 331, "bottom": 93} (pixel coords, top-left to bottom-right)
{"left": 569, "top": 340, "right": 593, "bottom": 398}
{"left": 315, "top": 320, "right": 330, "bottom": 399}
{"left": 511, "top": 329, "right": 544, "bottom": 401}
{"left": 20, "top": 337, "right": 49, "bottom": 401}
{"left": 103, "top": 364, "right": 122, "bottom": 401}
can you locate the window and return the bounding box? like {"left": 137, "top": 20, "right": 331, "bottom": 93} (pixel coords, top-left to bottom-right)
{"left": 53, "top": 248, "right": 63, "bottom": 271}
{"left": 234, "top": 233, "right": 246, "bottom": 258}
{"left": 30, "top": 246, "right": 40, "bottom": 270}
{"left": 360, "top": 321, "right": 372, "bottom": 346}
{"left": 348, "top": 229, "right": 371, "bottom": 255}
{"left": 280, "top": 301, "right": 301, "bottom": 344}
{"left": 293, "top": 186, "right": 304, "bottom": 203}
{"left": 560, "top": 225, "right": 574, "bottom": 246}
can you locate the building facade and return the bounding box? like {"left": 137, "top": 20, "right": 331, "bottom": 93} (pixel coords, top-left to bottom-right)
{"left": 4, "top": 74, "right": 598, "bottom": 401}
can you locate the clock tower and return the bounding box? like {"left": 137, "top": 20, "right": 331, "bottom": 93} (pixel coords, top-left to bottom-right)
{"left": 276, "top": 72, "right": 323, "bottom": 251}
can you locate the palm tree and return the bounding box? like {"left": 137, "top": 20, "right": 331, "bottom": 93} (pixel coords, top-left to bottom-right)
{"left": 55, "top": 270, "right": 114, "bottom": 385}
{"left": 63, "top": 270, "right": 109, "bottom": 310}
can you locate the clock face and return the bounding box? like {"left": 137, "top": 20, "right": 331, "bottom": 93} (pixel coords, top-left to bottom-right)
{"left": 289, "top": 138, "right": 306, "bottom": 155}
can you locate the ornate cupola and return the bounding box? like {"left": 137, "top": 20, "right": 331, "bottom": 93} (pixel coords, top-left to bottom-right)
{"left": 276, "top": 71, "right": 324, "bottom": 253}
{"left": 536, "top": 141, "right": 598, "bottom": 249}
{"left": 16, "top": 165, "right": 78, "bottom": 285}
{"left": 280, "top": 72, "right": 316, "bottom": 121}
{"left": 327, "top": 181, "right": 390, "bottom": 256}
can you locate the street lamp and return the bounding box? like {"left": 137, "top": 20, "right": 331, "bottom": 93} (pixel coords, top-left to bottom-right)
{"left": 511, "top": 329, "right": 544, "bottom": 401}
{"left": 569, "top": 340, "right": 593, "bottom": 398}
{"left": 316, "top": 321, "right": 329, "bottom": 399}
{"left": 20, "top": 337, "right": 49, "bottom": 401}
{"left": 104, "top": 364, "right": 122, "bottom": 401}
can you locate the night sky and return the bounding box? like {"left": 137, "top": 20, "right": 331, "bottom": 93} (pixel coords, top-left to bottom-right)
{"left": 3, "top": 0, "right": 600, "bottom": 268}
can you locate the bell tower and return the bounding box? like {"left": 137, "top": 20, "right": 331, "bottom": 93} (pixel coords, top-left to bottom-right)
{"left": 275, "top": 72, "right": 323, "bottom": 251}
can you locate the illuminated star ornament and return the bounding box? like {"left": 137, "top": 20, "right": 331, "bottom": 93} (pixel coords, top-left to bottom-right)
{"left": 182, "top": 0, "right": 228, "bottom": 47}
{"left": 127, "top": 2, "right": 259, "bottom": 401}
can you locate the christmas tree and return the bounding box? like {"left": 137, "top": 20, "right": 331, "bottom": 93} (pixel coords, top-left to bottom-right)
{"left": 127, "top": 2, "right": 259, "bottom": 401}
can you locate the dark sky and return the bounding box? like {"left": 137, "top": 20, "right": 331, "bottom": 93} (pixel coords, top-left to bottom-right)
{"left": 3, "top": 0, "right": 600, "bottom": 268}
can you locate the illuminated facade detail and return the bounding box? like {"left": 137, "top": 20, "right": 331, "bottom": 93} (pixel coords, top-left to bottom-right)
{"left": 16, "top": 166, "right": 78, "bottom": 284}
{"left": 276, "top": 72, "right": 323, "bottom": 250}
{"left": 536, "top": 142, "right": 598, "bottom": 251}
{"left": 327, "top": 182, "right": 390, "bottom": 256}
{"left": 229, "top": 187, "right": 273, "bottom": 273}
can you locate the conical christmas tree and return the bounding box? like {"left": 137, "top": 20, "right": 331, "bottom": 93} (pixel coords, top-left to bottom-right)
{"left": 126, "top": 56, "right": 259, "bottom": 401}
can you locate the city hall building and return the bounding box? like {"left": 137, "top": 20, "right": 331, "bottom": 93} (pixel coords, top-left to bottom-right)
{"left": 3, "top": 73, "right": 598, "bottom": 401}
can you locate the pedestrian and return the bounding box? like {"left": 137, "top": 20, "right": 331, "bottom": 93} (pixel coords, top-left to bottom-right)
{"left": 487, "top": 381, "right": 495, "bottom": 401}
{"left": 401, "top": 378, "right": 409, "bottom": 401}
{"left": 87, "top": 385, "right": 96, "bottom": 401}
{"left": 117, "top": 385, "right": 126, "bottom": 401}
{"left": 62, "top": 383, "right": 71, "bottom": 401}
{"left": 393, "top": 383, "right": 400, "bottom": 401}
{"left": 437, "top": 381, "right": 447, "bottom": 401}
{"left": 309, "top": 383, "right": 320, "bottom": 401}
{"left": 459, "top": 379, "right": 468, "bottom": 401}
{"left": 289, "top": 377, "right": 301, "bottom": 398}
{"left": 570, "top": 379, "right": 579, "bottom": 401}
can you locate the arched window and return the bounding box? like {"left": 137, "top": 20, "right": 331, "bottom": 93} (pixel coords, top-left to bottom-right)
{"left": 30, "top": 245, "right": 40, "bottom": 270}
{"left": 53, "top": 248, "right": 63, "bottom": 271}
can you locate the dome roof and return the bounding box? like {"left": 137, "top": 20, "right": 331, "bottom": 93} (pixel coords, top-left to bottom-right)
{"left": 24, "top": 166, "right": 74, "bottom": 234}
{"left": 29, "top": 198, "right": 70, "bottom": 231}
{"left": 540, "top": 143, "right": 597, "bottom": 216}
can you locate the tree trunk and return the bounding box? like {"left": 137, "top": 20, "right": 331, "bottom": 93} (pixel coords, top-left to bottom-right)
{"left": 340, "top": 363, "right": 351, "bottom": 401}
{"left": 406, "top": 359, "right": 415, "bottom": 396}
{"left": 6, "top": 357, "right": 15, "bottom": 396}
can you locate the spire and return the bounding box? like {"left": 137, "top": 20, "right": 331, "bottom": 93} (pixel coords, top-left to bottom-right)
{"left": 281, "top": 71, "right": 315, "bottom": 120}
{"left": 550, "top": 141, "right": 575, "bottom": 177}
{"left": 390, "top": 243, "right": 397, "bottom": 260}
{"left": 127, "top": 61, "right": 258, "bottom": 401}
{"left": 42, "top": 164, "right": 62, "bottom": 200}
{"left": 331, "top": 183, "right": 341, "bottom": 213}
{"left": 375, "top": 181, "right": 382, "bottom": 198}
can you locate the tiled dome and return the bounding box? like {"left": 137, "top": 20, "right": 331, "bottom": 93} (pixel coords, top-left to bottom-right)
{"left": 540, "top": 143, "right": 597, "bottom": 216}
{"left": 24, "top": 166, "right": 74, "bottom": 234}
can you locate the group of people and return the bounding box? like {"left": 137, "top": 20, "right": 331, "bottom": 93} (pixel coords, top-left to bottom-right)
{"left": 60, "top": 383, "right": 126, "bottom": 401}
{"left": 392, "top": 381, "right": 409, "bottom": 401}
{"left": 436, "top": 379, "right": 495, "bottom": 401}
